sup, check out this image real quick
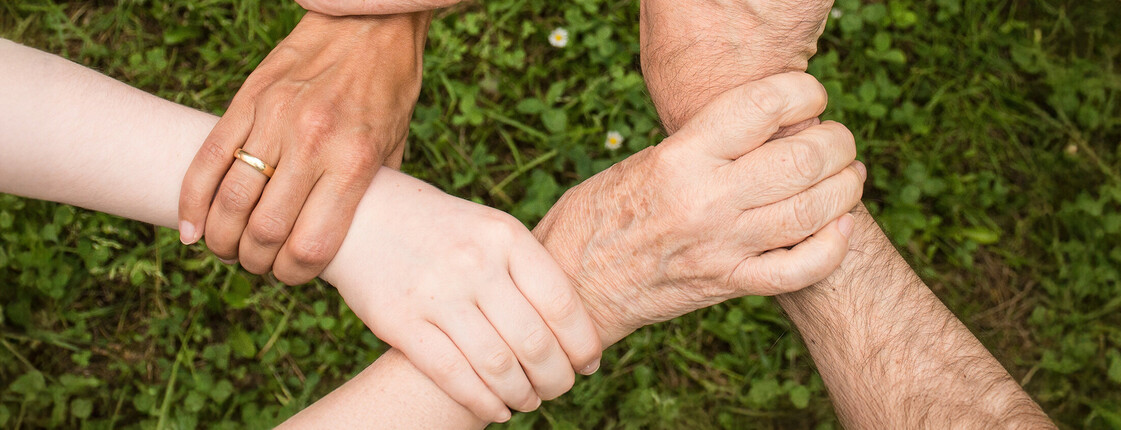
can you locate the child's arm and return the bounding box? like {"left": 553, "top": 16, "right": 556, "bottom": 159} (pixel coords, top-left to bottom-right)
{"left": 0, "top": 38, "right": 602, "bottom": 423}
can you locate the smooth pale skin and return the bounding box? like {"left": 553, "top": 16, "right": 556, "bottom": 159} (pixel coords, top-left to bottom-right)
{"left": 0, "top": 40, "right": 863, "bottom": 427}
{"left": 0, "top": 38, "right": 603, "bottom": 424}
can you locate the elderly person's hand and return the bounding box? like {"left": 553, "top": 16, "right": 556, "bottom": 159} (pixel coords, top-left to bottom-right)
{"left": 534, "top": 72, "right": 864, "bottom": 345}
{"left": 177, "top": 11, "right": 428, "bottom": 285}
{"left": 641, "top": 0, "right": 834, "bottom": 134}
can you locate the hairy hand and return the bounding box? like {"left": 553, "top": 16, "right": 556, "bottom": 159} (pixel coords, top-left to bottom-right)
{"left": 178, "top": 11, "right": 428, "bottom": 284}
{"left": 641, "top": 0, "right": 834, "bottom": 133}
{"left": 323, "top": 174, "right": 602, "bottom": 422}
{"left": 534, "top": 73, "right": 864, "bottom": 344}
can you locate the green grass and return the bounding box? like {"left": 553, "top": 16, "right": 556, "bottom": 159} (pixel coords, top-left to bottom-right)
{"left": 2, "top": 0, "right": 1120, "bottom": 428}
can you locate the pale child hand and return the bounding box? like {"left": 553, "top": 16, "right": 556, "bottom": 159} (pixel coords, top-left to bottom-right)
{"left": 320, "top": 175, "right": 603, "bottom": 423}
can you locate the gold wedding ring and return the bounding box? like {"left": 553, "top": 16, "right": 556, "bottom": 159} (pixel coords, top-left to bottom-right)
{"left": 234, "top": 149, "right": 275, "bottom": 178}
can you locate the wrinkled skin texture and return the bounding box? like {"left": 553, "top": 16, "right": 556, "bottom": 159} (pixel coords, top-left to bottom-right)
{"left": 533, "top": 73, "right": 865, "bottom": 345}
{"left": 640, "top": 0, "right": 834, "bottom": 134}
{"left": 178, "top": 11, "right": 429, "bottom": 285}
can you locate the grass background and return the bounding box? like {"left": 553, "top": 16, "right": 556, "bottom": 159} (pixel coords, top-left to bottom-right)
{"left": 1, "top": 0, "right": 1120, "bottom": 428}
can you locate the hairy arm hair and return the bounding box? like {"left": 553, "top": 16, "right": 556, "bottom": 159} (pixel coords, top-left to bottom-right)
{"left": 638, "top": 1, "right": 1054, "bottom": 428}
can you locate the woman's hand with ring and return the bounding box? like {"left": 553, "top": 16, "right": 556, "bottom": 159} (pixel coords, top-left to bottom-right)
{"left": 177, "top": 11, "right": 428, "bottom": 285}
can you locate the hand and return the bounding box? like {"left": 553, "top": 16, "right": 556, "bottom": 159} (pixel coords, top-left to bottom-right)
{"left": 322, "top": 174, "right": 603, "bottom": 422}
{"left": 533, "top": 72, "right": 864, "bottom": 344}
{"left": 641, "top": 0, "right": 834, "bottom": 133}
{"left": 296, "top": 0, "right": 463, "bottom": 15}
{"left": 177, "top": 11, "right": 428, "bottom": 284}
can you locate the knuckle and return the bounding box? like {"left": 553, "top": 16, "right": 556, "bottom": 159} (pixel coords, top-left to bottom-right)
{"left": 744, "top": 81, "right": 787, "bottom": 117}
{"left": 790, "top": 194, "right": 820, "bottom": 235}
{"left": 246, "top": 212, "right": 289, "bottom": 247}
{"left": 180, "top": 188, "right": 210, "bottom": 210}
{"left": 515, "top": 392, "right": 541, "bottom": 412}
{"left": 521, "top": 326, "right": 556, "bottom": 364}
{"left": 433, "top": 351, "right": 468, "bottom": 380}
{"left": 482, "top": 349, "right": 517, "bottom": 376}
{"left": 272, "top": 266, "right": 313, "bottom": 286}
{"left": 539, "top": 370, "right": 575, "bottom": 401}
{"left": 544, "top": 289, "right": 582, "bottom": 326}
{"left": 286, "top": 235, "right": 333, "bottom": 268}
{"left": 216, "top": 179, "right": 255, "bottom": 212}
{"left": 294, "top": 107, "right": 337, "bottom": 141}
{"left": 785, "top": 139, "right": 824, "bottom": 183}
{"left": 199, "top": 139, "right": 231, "bottom": 164}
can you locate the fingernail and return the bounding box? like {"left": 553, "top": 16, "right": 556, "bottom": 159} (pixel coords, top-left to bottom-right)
{"left": 579, "top": 358, "right": 601, "bottom": 375}
{"left": 217, "top": 257, "right": 238, "bottom": 265}
{"left": 838, "top": 214, "right": 855, "bottom": 238}
{"left": 179, "top": 221, "right": 197, "bottom": 245}
{"left": 495, "top": 409, "right": 512, "bottom": 423}
{"left": 854, "top": 161, "right": 867, "bottom": 180}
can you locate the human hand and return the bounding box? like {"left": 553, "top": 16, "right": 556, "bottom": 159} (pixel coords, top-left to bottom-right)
{"left": 322, "top": 174, "right": 602, "bottom": 422}
{"left": 533, "top": 72, "right": 864, "bottom": 345}
{"left": 641, "top": 0, "right": 834, "bottom": 133}
{"left": 296, "top": 0, "right": 464, "bottom": 16}
{"left": 178, "top": 11, "right": 428, "bottom": 284}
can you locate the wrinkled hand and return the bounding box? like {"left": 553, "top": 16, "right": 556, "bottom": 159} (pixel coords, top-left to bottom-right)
{"left": 641, "top": 0, "right": 834, "bottom": 133}
{"left": 178, "top": 11, "right": 428, "bottom": 284}
{"left": 322, "top": 174, "right": 602, "bottom": 422}
{"left": 533, "top": 73, "right": 864, "bottom": 344}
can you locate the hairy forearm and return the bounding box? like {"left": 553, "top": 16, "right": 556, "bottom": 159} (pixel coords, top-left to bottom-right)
{"left": 776, "top": 209, "right": 1052, "bottom": 428}
{"left": 639, "top": 0, "right": 1051, "bottom": 427}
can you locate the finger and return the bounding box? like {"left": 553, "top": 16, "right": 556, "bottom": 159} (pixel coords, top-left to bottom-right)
{"left": 478, "top": 282, "right": 576, "bottom": 401}
{"left": 178, "top": 101, "right": 255, "bottom": 244}
{"left": 395, "top": 323, "right": 512, "bottom": 423}
{"left": 724, "top": 121, "right": 857, "bottom": 209}
{"left": 731, "top": 214, "right": 855, "bottom": 295}
{"left": 296, "top": 0, "right": 465, "bottom": 15}
{"left": 272, "top": 168, "right": 373, "bottom": 284}
{"left": 237, "top": 154, "right": 318, "bottom": 275}
{"left": 202, "top": 134, "right": 278, "bottom": 261}
{"left": 434, "top": 306, "right": 541, "bottom": 412}
{"left": 507, "top": 237, "right": 602, "bottom": 375}
{"left": 739, "top": 161, "right": 866, "bottom": 251}
{"left": 667, "top": 72, "right": 828, "bottom": 161}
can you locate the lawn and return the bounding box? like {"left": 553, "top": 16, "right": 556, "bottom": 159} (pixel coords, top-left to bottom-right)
{"left": 1, "top": 0, "right": 1120, "bottom": 428}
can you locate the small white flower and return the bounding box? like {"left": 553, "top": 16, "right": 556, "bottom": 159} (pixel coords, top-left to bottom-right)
{"left": 548, "top": 28, "right": 569, "bottom": 48}
{"left": 830, "top": 8, "right": 844, "bottom": 19}
{"left": 604, "top": 131, "right": 624, "bottom": 150}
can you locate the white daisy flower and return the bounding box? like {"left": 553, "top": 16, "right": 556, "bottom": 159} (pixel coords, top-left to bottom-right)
{"left": 830, "top": 8, "right": 844, "bottom": 19}
{"left": 548, "top": 28, "right": 569, "bottom": 48}
{"left": 604, "top": 131, "right": 624, "bottom": 150}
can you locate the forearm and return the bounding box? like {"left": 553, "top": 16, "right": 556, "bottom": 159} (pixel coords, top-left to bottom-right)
{"left": 640, "top": 0, "right": 1051, "bottom": 427}
{"left": 775, "top": 208, "right": 1052, "bottom": 428}
{"left": 0, "top": 39, "right": 478, "bottom": 428}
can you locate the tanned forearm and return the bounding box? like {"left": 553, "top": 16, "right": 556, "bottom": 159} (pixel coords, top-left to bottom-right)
{"left": 638, "top": 1, "right": 1053, "bottom": 428}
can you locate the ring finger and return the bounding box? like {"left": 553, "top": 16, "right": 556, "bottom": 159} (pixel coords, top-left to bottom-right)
{"left": 238, "top": 153, "right": 319, "bottom": 275}
{"left": 203, "top": 131, "right": 279, "bottom": 261}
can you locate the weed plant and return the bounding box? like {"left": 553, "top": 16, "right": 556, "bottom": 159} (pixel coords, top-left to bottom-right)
{"left": 1, "top": 0, "right": 1119, "bottom": 428}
